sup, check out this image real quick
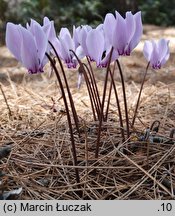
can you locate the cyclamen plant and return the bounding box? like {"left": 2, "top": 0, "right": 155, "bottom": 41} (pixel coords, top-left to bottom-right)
{"left": 5, "top": 11, "right": 170, "bottom": 184}
{"left": 132, "top": 38, "right": 170, "bottom": 127}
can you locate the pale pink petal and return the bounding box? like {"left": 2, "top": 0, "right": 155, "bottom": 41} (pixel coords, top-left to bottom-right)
{"left": 59, "top": 28, "right": 71, "bottom": 38}
{"left": 125, "top": 12, "right": 135, "bottom": 43}
{"left": 96, "top": 24, "right": 103, "bottom": 31}
{"left": 143, "top": 41, "right": 153, "bottom": 61}
{"left": 6, "top": 22, "right": 22, "bottom": 62}
{"left": 32, "top": 23, "right": 47, "bottom": 63}
{"left": 42, "top": 24, "right": 51, "bottom": 39}
{"left": 103, "top": 13, "right": 116, "bottom": 45}
{"left": 43, "top": 17, "right": 50, "bottom": 25}
{"left": 64, "top": 33, "right": 75, "bottom": 51}
{"left": 112, "top": 11, "right": 127, "bottom": 55}
{"left": 86, "top": 29, "right": 104, "bottom": 65}
{"left": 158, "top": 39, "right": 170, "bottom": 63}
{"left": 42, "top": 17, "right": 56, "bottom": 42}
{"left": 77, "top": 25, "right": 92, "bottom": 56}
{"left": 129, "top": 11, "right": 143, "bottom": 51}
{"left": 73, "top": 26, "right": 81, "bottom": 48}
{"left": 125, "top": 11, "right": 135, "bottom": 54}
{"left": 28, "top": 19, "right": 39, "bottom": 35}
{"left": 19, "top": 26, "right": 39, "bottom": 72}
{"left": 150, "top": 41, "right": 160, "bottom": 68}
{"left": 52, "top": 38, "right": 62, "bottom": 58}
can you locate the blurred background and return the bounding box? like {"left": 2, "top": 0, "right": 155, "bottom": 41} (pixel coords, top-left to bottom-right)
{"left": 0, "top": 0, "right": 175, "bottom": 44}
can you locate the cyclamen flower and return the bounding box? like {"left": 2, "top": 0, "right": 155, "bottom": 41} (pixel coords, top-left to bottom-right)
{"left": 85, "top": 27, "right": 118, "bottom": 67}
{"left": 143, "top": 39, "right": 170, "bottom": 69}
{"left": 73, "top": 25, "right": 92, "bottom": 46}
{"left": 104, "top": 11, "right": 143, "bottom": 56}
{"left": 53, "top": 27, "right": 85, "bottom": 68}
{"left": 6, "top": 22, "right": 48, "bottom": 74}
{"left": 73, "top": 25, "right": 92, "bottom": 57}
{"left": 42, "top": 17, "right": 57, "bottom": 44}
{"left": 26, "top": 17, "right": 56, "bottom": 42}
{"left": 26, "top": 17, "right": 56, "bottom": 54}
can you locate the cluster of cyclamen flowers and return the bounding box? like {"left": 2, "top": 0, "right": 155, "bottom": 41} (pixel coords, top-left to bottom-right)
{"left": 6, "top": 11, "right": 170, "bottom": 73}
{"left": 5, "top": 11, "right": 170, "bottom": 183}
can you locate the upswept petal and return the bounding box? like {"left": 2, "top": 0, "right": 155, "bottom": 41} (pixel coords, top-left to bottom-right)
{"left": 150, "top": 41, "right": 160, "bottom": 68}
{"left": 143, "top": 41, "right": 153, "bottom": 61}
{"left": 78, "top": 26, "right": 92, "bottom": 56}
{"left": 125, "top": 12, "right": 135, "bottom": 46}
{"left": 103, "top": 13, "right": 116, "bottom": 46}
{"left": 6, "top": 23, "right": 22, "bottom": 62}
{"left": 157, "top": 39, "right": 169, "bottom": 67}
{"left": 42, "top": 24, "right": 51, "bottom": 39}
{"left": 27, "top": 19, "right": 39, "bottom": 35}
{"left": 59, "top": 37, "right": 70, "bottom": 61}
{"left": 86, "top": 29, "right": 105, "bottom": 66}
{"left": 113, "top": 11, "right": 127, "bottom": 55}
{"left": 157, "top": 39, "right": 170, "bottom": 64}
{"left": 51, "top": 38, "right": 62, "bottom": 57}
{"left": 64, "top": 33, "right": 75, "bottom": 52}
{"left": 129, "top": 11, "right": 143, "bottom": 51}
{"left": 19, "top": 26, "right": 39, "bottom": 73}
{"left": 43, "top": 17, "right": 56, "bottom": 43}
{"left": 73, "top": 26, "right": 81, "bottom": 48}
{"left": 59, "top": 28, "right": 71, "bottom": 39}
{"left": 43, "top": 17, "right": 50, "bottom": 25}
{"left": 32, "top": 23, "right": 47, "bottom": 63}
{"left": 96, "top": 24, "right": 103, "bottom": 31}
{"left": 42, "top": 17, "right": 51, "bottom": 37}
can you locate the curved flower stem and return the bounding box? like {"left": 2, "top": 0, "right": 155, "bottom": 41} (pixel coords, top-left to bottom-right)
{"left": 116, "top": 59, "right": 130, "bottom": 139}
{"left": 86, "top": 57, "right": 102, "bottom": 115}
{"left": 108, "top": 67, "right": 125, "bottom": 142}
{"left": 70, "top": 50, "right": 98, "bottom": 121}
{"left": 48, "top": 41, "right": 80, "bottom": 136}
{"left": 131, "top": 62, "right": 150, "bottom": 128}
{"left": 95, "top": 47, "right": 113, "bottom": 159}
{"left": 105, "top": 61, "right": 116, "bottom": 121}
{"left": 83, "top": 63, "right": 101, "bottom": 120}
{"left": 46, "top": 52, "right": 80, "bottom": 184}
{"left": 81, "top": 64, "right": 97, "bottom": 121}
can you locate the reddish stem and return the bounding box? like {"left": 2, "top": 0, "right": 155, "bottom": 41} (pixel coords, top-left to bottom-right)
{"left": 116, "top": 59, "right": 130, "bottom": 138}
{"left": 83, "top": 63, "right": 101, "bottom": 120}
{"left": 105, "top": 61, "right": 116, "bottom": 121}
{"left": 131, "top": 62, "right": 150, "bottom": 128}
{"left": 86, "top": 57, "right": 102, "bottom": 115}
{"left": 48, "top": 41, "right": 80, "bottom": 136}
{"left": 108, "top": 67, "right": 125, "bottom": 142}
{"left": 95, "top": 47, "right": 113, "bottom": 158}
{"left": 80, "top": 64, "right": 97, "bottom": 121}
{"left": 46, "top": 53, "right": 80, "bottom": 183}
{"left": 70, "top": 50, "right": 98, "bottom": 121}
